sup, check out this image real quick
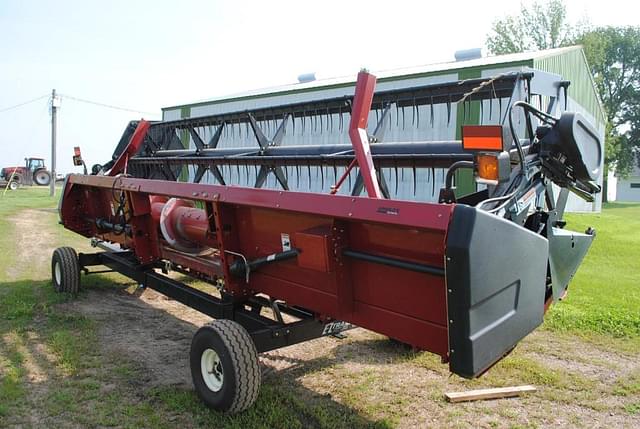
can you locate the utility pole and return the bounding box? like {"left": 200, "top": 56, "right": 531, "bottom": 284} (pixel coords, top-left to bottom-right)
{"left": 50, "top": 89, "right": 59, "bottom": 196}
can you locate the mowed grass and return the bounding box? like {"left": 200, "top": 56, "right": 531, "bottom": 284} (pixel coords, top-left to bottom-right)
{"left": 0, "top": 188, "right": 387, "bottom": 429}
{"left": 545, "top": 202, "right": 640, "bottom": 341}
{"left": 0, "top": 187, "right": 638, "bottom": 427}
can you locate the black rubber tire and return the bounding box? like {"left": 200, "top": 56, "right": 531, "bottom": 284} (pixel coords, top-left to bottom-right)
{"left": 190, "top": 320, "right": 261, "bottom": 413}
{"left": 12, "top": 174, "right": 23, "bottom": 185}
{"left": 51, "top": 247, "right": 80, "bottom": 294}
{"left": 34, "top": 169, "right": 51, "bottom": 186}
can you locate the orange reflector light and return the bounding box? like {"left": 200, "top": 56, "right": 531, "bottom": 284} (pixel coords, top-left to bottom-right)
{"left": 462, "top": 125, "right": 504, "bottom": 151}
{"left": 476, "top": 154, "right": 499, "bottom": 181}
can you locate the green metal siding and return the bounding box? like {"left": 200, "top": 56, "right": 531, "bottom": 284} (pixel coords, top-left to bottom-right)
{"left": 179, "top": 107, "right": 191, "bottom": 181}
{"left": 454, "top": 68, "right": 482, "bottom": 196}
{"left": 533, "top": 48, "right": 604, "bottom": 125}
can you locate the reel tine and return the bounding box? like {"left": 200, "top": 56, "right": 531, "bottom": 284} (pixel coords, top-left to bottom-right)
{"left": 489, "top": 97, "right": 493, "bottom": 121}
{"left": 447, "top": 96, "right": 452, "bottom": 126}
{"left": 431, "top": 167, "right": 436, "bottom": 196}
{"left": 396, "top": 100, "right": 400, "bottom": 127}
{"left": 302, "top": 111, "right": 306, "bottom": 135}
{"left": 320, "top": 165, "right": 324, "bottom": 189}
{"left": 291, "top": 113, "right": 296, "bottom": 136}
{"left": 463, "top": 99, "right": 467, "bottom": 123}
{"left": 430, "top": 96, "right": 434, "bottom": 127}
{"left": 296, "top": 164, "right": 300, "bottom": 189}
{"left": 329, "top": 108, "right": 333, "bottom": 133}
{"left": 499, "top": 98, "right": 503, "bottom": 123}
{"left": 412, "top": 98, "right": 416, "bottom": 127}
{"left": 307, "top": 163, "right": 312, "bottom": 190}
{"left": 413, "top": 163, "right": 417, "bottom": 196}
{"left": 319, "top": 109, "right": 323, "bottom": 134}
{"left": 394, "top": 162, "right": 399, "bottom": 195}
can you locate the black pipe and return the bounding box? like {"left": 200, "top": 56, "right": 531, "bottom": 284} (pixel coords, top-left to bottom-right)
{"left": 229, "top": 249, "right": 300, "bottom": 278}
{"left": 342, "top": 249, "right": 445, "bottom": 277}
{"left": 445, "top": 161, "right": 475, "bottom": 190}
{"left": 95, "top": 218, "right": 131, "bottom": 236}
{"left": 143, "top": 141, "right": 469, "bottom": 158}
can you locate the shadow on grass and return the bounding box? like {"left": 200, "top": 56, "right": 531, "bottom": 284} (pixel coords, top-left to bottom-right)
{"left": 0, "top": 276, "right": 392, "bottom": 428}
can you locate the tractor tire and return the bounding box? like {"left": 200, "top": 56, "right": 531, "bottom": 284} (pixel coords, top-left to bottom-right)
{"left": 8, "top": 181, "right": 18, "bottom": 191}
{"left": 12, "top": 174, "right": 23, "bottom": 185}
{"left": 51, "top": 247, "right": 80, "bottom": 294}
{"left": 34, "top": 170, "right": 51, "bottom": 186}
{"left": 190, "top": 319, "right": 261, "bottom": 413}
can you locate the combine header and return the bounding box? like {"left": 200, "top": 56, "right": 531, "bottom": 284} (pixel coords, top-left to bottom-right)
{"left": 55, "top": 70, "right": 601, "bottom": 412}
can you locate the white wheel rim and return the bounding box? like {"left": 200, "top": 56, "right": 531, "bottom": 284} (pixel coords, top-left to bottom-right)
{"left": 201, "top": 348, "right": 224, "bottom": 392}
{"left": 54, "top": 261, "right": 62, "bottom": 285}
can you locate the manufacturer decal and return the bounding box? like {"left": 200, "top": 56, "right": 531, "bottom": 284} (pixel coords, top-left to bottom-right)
{"left": 376, "top": 207, "right": 399, "bottom": 215}
{"left": 322, "top": 321, "right": 350, "bottom": 336}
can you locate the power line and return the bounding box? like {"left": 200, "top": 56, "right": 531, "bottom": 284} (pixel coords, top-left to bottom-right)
{"left": 0, "top": 94, "right": 49, "bottom": 114}
{"left": 59, "top": 94, "right": 158, "bottom": 116}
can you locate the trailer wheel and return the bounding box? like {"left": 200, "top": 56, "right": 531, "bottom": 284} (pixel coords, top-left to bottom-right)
{"left": 51, "top": 247, "right": 80, "bottom": 294}
{"left": 190, "top": 320, "right": 261, "bottom": 413}
{"left": 8, "top": 181, "right": 18, "bottom": 191}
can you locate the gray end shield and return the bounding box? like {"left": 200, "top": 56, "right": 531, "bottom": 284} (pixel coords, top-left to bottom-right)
{"left": 445, "top": 204, "right": 548, "bottom": 378}
{"left": 548, "top": 227, "right": 594, "bottom": 301}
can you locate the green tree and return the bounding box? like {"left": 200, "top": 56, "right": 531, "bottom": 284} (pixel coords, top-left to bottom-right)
{"left": 486, "top": 0, "right": 579, "bottom": 54}
{"left": 487, "top": 2, "right": 640, "bottom": 200}
{"left": 578, "top": 27, "right": 640, "bottom": 177}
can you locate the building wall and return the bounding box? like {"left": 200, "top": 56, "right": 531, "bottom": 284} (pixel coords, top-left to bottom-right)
{"left": 616, "top": 175, "right": 640, "bottom": 202}
{"left": 162, "top": 49, "right": 605, "bottom": 211}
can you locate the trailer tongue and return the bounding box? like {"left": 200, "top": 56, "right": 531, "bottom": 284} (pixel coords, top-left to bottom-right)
{"left": 55, "top": 70, "right": 601, "bottom": 412}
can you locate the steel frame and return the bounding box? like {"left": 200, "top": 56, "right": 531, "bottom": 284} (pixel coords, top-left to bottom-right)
{"left": 78, "top": 250, "right": 352, "bottom": 353}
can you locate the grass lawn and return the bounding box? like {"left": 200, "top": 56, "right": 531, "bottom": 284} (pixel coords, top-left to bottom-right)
{"left": 545, "top": 202, "right": 640, "bottom": 342}
{"left": 0, "top": 187, "right": 638, "bottom": 427}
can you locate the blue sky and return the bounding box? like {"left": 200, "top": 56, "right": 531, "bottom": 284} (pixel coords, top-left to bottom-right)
{"left": 1, "top": 0, "right": 637, "bottom": 174}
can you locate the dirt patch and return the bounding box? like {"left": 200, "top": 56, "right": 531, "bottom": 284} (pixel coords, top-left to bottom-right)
{"left": 7, "top": 206, "right": 640, "bottom": 428}
{"left": 61, "top": 284, "right": 639, "bottom": 427}
{"left": 6, "top": 209, "right": 59, "bottom": 280}
{"left": 60, "top": 287, "right": 211, "bottom": 387}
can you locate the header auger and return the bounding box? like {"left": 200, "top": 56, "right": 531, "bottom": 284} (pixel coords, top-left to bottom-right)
{"left": 55, "top": 69, "right": 600, "bottom": 412}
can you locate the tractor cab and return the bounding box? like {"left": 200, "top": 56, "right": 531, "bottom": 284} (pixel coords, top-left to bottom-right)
{"left": 26, "top": 158, "right": 46, "bottom": 172}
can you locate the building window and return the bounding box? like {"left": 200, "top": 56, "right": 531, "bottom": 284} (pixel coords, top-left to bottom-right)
{"left": 631, "top": 183, "right": 640, "bottom": 189}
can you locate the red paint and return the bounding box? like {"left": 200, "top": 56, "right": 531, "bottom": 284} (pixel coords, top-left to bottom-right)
{"left": 349, "top": 71, "right": 382, "bottom": 198}
{"left": 59, "top": 174, "right": 454, "bottom": 357}
{"left": 108, "top": 120, "right": 150, "bottom": 176}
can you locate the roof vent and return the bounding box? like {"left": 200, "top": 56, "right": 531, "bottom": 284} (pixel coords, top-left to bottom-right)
{"left": 454, "top": 48, "right": 483, "bottom": 62}
{"left": 297, "top": 72, "right": 316, "bottom": 83}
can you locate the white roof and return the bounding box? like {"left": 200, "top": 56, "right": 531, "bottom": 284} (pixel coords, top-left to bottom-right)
{"left": 164, "top": 46, "right": 583, "bottom": 110}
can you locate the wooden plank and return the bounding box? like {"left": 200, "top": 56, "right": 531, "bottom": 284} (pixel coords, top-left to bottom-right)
{"left": 444, "top": 385, "right": 536, "bottom": 403}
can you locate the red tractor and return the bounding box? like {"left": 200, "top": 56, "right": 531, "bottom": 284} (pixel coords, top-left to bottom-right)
{"left": 1, "top": 157, "right": 52, "bottom": 187}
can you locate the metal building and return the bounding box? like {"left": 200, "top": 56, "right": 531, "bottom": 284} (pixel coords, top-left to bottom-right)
{"left": 162, "top": 46, "right": 605, "bottom": 212}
